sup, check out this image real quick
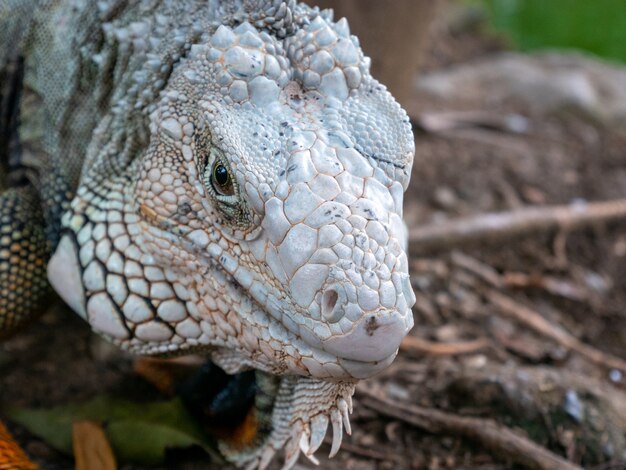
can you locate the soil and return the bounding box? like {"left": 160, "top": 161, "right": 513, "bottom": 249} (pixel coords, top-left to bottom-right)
{"left": 3, "top": 3, "right": 626, "bottom": 469}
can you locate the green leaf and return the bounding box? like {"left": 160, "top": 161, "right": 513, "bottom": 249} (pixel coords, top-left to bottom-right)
{"left": 7, "top": 397, "right": 221, "bottom": 465}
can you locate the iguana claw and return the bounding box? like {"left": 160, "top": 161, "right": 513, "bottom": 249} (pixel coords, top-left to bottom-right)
{"left": 222, "top": 375, "right": 355, "bottom": 469}
{"left": 307, "top": 414, "right": 328, "bottom": 456}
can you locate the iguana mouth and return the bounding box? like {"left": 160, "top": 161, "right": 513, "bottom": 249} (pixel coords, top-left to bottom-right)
{"left": 276, "top": 309, "right": 409, "bottom": 379}
{"left": 219, "top": 255, "right": 412, "bottom": 380}
{"left": 169, "top": 234, "right": 414, "bottom": 380}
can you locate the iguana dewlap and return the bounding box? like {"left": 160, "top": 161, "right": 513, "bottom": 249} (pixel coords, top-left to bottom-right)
{"left": 0, "top": 1, "right": 415, "bottom": 468}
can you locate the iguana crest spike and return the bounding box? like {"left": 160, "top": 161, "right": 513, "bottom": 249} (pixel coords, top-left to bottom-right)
{"left": 241, "top": 0, "right": 298, "bottom": 37}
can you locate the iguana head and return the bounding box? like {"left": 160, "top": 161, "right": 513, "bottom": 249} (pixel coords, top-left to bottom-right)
{"left": 49, "top": 2, "right": 415, "bottom": 381}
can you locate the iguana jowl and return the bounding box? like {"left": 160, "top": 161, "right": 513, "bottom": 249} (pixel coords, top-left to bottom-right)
{"left": 0, "top": 0, "right": 416, "bottom": 467}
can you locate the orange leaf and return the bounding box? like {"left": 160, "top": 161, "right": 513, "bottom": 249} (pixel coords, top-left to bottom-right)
{"left": 0, "top": 420, "right": 37, "bottom": 470}
{"left": 72, "top": 421, "right": 116, "bottom": 470}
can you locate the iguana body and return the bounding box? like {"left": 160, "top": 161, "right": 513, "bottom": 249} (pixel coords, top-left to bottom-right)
{"left": 0, "top": 1, "right": 415, "bottom": 468}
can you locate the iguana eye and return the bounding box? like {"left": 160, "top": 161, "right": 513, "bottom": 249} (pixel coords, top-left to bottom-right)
{"left": 200, "top": 148, "right": 252, "bottom": 228}
{"left": 212, "top": 161, "right": 234, "bottom": 196}
{"left": 201, "top": 149, "right": 237, "bottom": 201}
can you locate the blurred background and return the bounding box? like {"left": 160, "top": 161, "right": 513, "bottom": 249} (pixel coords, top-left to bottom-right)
{"left": 472, "top": 0, "right": 626, "bottom": 64}
{"left": 4, "top": 1, "right": 626, "bottom": 469}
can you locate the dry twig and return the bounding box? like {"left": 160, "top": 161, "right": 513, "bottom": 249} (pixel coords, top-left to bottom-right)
{"left": 451, "top": 251, "right": 503, "bottom": 287}
{"left": 359, "top": 389, "right": 582, "bottom": 470}
{"left": 486, "top": 290, "right": 626, "bottom": 374}
{"left": 401, "top": 335, "right": 489, "bottom": 356}
{"left": 413, "top": 110, "right": 530, "bottom": 135}
{"left": 323, "top": 437, "right": 402, "bottom": 463}
{"left": 503, "top": 272, "right": 589, "bottom": 302}
{"left": 410, "top": 199, "right": 626, "bottom": 254}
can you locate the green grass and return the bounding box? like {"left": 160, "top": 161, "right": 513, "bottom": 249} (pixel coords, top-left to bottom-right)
{"left": 473, "top": 0, "right": 626, "bottom": 64}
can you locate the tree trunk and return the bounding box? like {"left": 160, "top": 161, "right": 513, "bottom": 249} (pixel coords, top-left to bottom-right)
{"left": 308, "top": 0, "right": 439, "bottom": 105}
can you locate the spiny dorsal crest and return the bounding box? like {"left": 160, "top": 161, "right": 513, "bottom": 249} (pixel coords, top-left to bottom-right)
{"left": 240, "top": 0, "right": 298, "bottom": 37}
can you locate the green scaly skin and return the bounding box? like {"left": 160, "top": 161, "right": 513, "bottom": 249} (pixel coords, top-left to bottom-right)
{"left": 0, "top": 184, "right": 49, "bottom": 338}
{"left": 0, "top": 0, "right": 50, "bottom": 336}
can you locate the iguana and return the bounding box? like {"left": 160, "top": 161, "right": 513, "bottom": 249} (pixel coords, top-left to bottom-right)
{"left": 0, "top": 0, "right": 415, "bottom": 468}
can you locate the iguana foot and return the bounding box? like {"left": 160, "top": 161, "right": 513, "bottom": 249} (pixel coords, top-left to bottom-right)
{"left": 220, "top": 373, "right": 355, "bottom": 470}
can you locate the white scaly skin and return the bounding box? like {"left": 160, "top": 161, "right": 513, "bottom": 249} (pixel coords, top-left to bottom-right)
{"left": 35, "top": 1, "right": 416, "bottom": 468}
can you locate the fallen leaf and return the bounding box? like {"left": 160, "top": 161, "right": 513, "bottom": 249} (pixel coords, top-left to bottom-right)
{"left": 8, "top": 397, "right": 220, "bottom": 466}
{"left": 73, "top": 421, "right": 116, "bottom": 470}
{"left": 133, "top": 356, "right": 204, "bottom": 396}
{"left": 0, "top": 420, "right": 37, "bottom": 470}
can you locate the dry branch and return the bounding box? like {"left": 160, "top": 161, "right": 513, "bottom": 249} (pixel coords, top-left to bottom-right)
{"left": 503, "top": 272, "right": 590, "bottom": 302}
{"left": 359, "top": 389, "right": 582, "bottom": 470}
{"left": 451, "top": 251, "right": 503, "bottom": 287}
{"left": 401, "top": 335, "right": 489, "bottom": 356}
{"left": 323, "top": 438, "right": 402, "bottom": 463}
{"left": 413, "top": 110, "right": 530, "bottom": 135}
{"left": 486, "top": 290, "right": 626, "bottom": 374}
{"left": 410, "top": 199, "right": 626, "bottom": 254}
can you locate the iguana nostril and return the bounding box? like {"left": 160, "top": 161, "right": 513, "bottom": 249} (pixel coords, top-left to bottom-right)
{"left": 321, "top": 286, "right": 343, "bottom": 323}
